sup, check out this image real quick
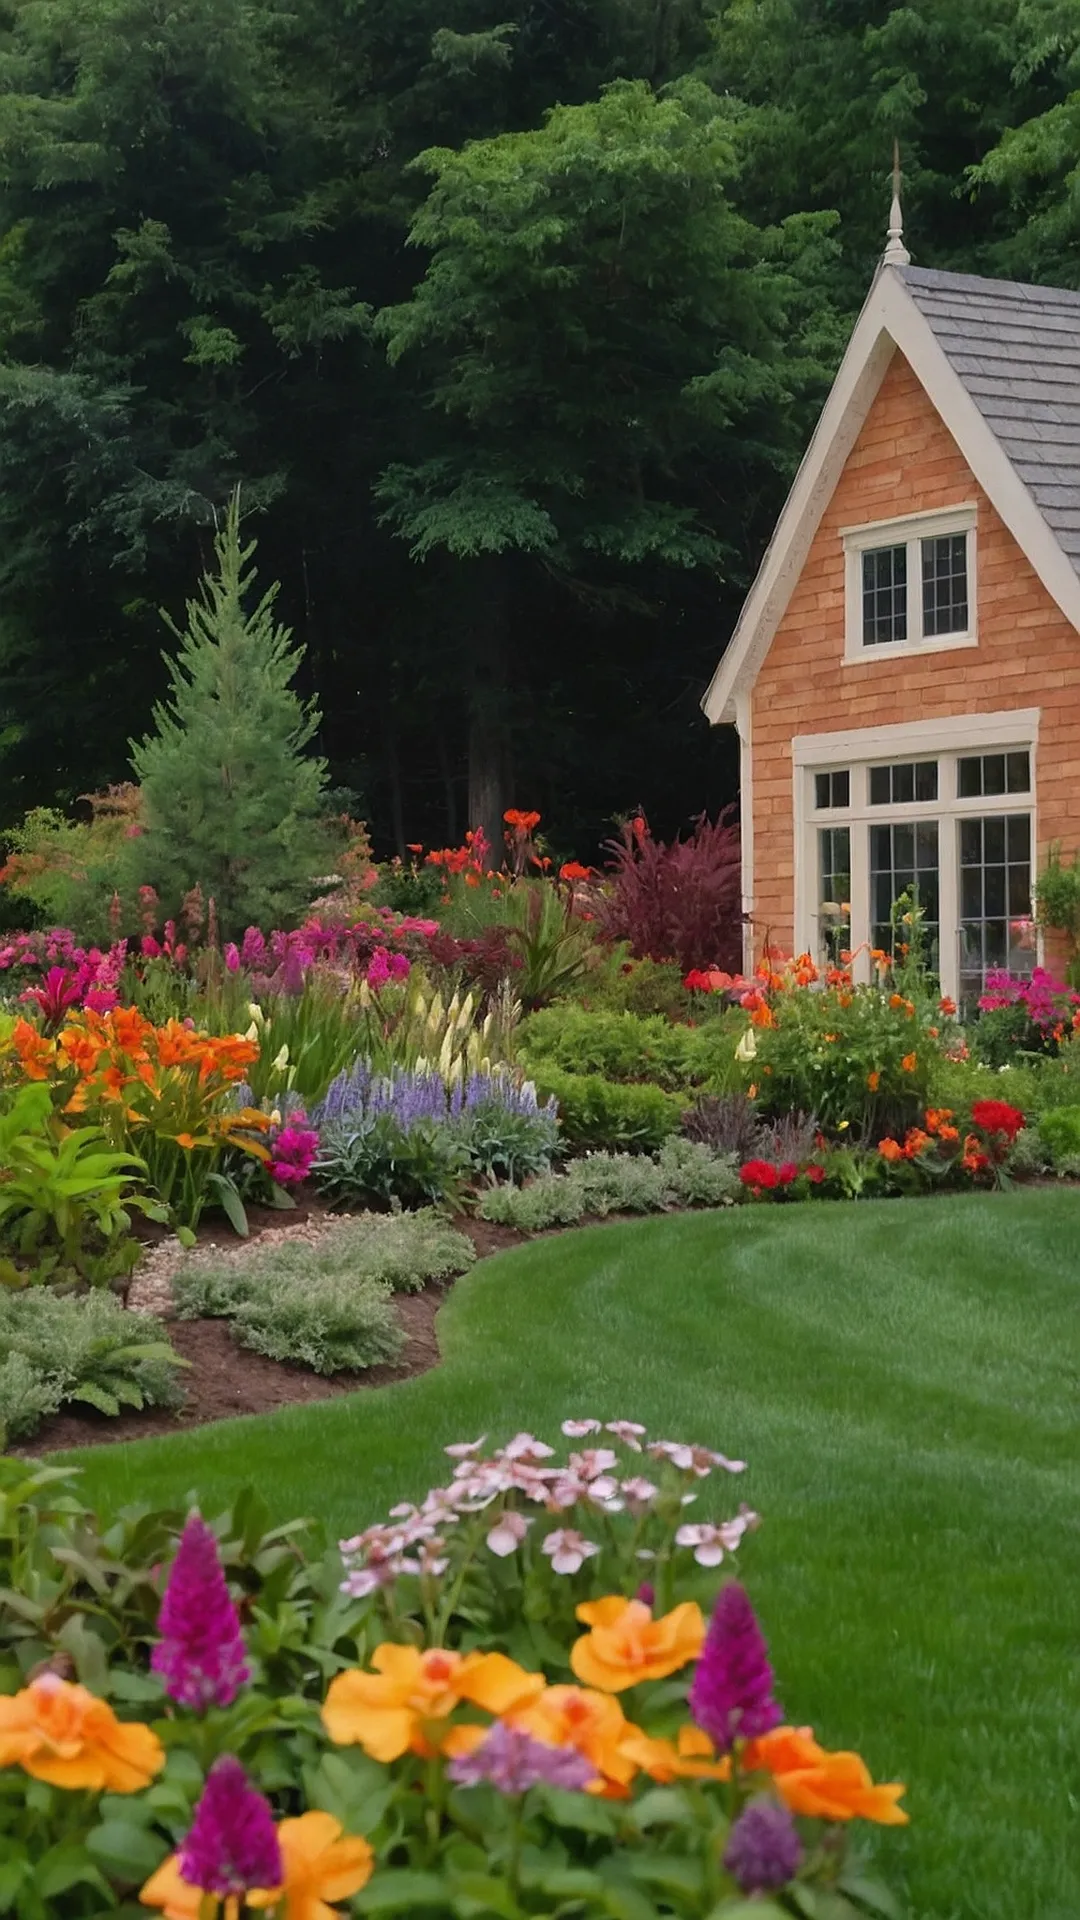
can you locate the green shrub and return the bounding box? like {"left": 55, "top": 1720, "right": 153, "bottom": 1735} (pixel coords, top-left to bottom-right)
{"left": 1037, "top": 1106, "right": 1080, "bottom": 1165}
{"left": 479, "top": 1139, "right": 738, "bottom": 1231}
{"left": 571, "top": 949, "right": 693, "bottom": 1020}
{"left": 531, "top": 1064, "right": 683, "bottom": 1151}
{"left": 231, "top": 1272, "right": 404, "bottom": 1372}
{"left": 313, "top": 1115, "right": 472, "bottom": 1210}
{"left": 0, "top": 1291, "right": 184, "bottom": 1438}
{"left": 521, "top": 1006, "right": 689, "bottom": 1085}
{"left": 926, "top": 1054, "right": 1044, "bottom": 1117}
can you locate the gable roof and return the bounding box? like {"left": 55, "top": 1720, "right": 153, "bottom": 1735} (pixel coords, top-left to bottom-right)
{"left": 702, "top": 261, "right": 1080, "bottom": 726}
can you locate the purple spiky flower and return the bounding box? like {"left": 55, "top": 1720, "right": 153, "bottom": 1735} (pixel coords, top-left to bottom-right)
{"left": 724, "top": 1797, "right": 803, "bottom": 1893}
{"left": 178, "top": 1757, "right": 282, "bottom": 1896}
{"left": 152, "top": 1512, "right": 251, "bottom": 1710}
{"left": 689, "top": 1581, "right": 783, "bottom": 1752}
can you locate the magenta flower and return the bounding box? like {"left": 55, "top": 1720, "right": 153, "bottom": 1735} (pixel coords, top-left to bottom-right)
{"left": 689, "top": 1582, "right": 783, "bottom": 1752}
{"left": 224, "top": 943, "right": 241, "bottom": 973}
{"left": 151, "top": 1512, "right": 251, "bottom": 1710}
{"left": 178, "top": 1757, "right": 282, "bottom": 1897}
{"left": 724, "top": 1797, "right": 803, "bottom": 1893}
{"left": 268, "top": 1115, "right": 319, "bottom": 1188}
{"left": 448, "top": 1723, "right": 595, "bottom": 1794}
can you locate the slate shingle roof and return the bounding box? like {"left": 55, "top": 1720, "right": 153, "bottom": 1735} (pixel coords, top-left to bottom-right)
{"left": 898, "top": 263, "right": 1080, "bottom": 572}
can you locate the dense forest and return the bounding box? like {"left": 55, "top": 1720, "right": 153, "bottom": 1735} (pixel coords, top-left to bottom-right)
{"left": 1, "top": 0, "right": 1079, "bottom": 856}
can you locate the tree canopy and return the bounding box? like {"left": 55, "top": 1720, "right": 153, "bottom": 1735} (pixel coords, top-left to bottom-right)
{"left": 0, "top": 0, "right": 1076, "bottom": 856}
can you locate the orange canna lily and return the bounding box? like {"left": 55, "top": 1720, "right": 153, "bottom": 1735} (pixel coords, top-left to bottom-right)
{"left": 321, "top": 1645, "right": 544, "bottom": 1762}
{"left": 248, "top": 1811, "right": 374, "bottom": 1920}
{"left": 0, "top": 1673, "right": 164, "bottom": 1792}
{"left": 619, "top": 1722, "right": 729, "bottom": 1783}
{"left": 741, "top": 1724, "right": 908, "bottom": 1825}
{"left": 570, "top": 1595, "right": 705, "bottom": 1693}
{"left": 510, "top": 1683, "right": 636, "bottom": 1794}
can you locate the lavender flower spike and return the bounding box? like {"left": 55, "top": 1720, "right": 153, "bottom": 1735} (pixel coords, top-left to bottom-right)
{"left": 152, "top": 1512, "right": 251, "bottom": 1710}
{"left": 724, "top": 1797, "right": 803, "bottom": 1894}
{"left": 178, "top": 1756, "right": 283, "bottom": 1897}
{"left": 448, "top": 1723, "right": 596, "bottom": 1795}
{"left": 689, "top": 1581, "right": 783, "bottom": 1753}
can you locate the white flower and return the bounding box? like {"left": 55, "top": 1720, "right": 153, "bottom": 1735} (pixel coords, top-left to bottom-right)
{"left": 605, "top": 1420, "right": 646, "bottom": 1451}
{"left": 562, "top": 1418, "right": 603, "bottom": 1437}
{"left": 540, "top": 1529, "right": 600, "bottom": 1575}
{"left": 445, "top": 1436, "right": 488, "bottom": 1459}
{"left": 675, "top": 1523, "right": 727, "bottom": 1566}
{"left": 486, "top": 1511, "right": 532, "bottom": 1557}
{"left": 272, "top": 1043, "right": 290, "bottom": 1072}
{"left": 735, "top": 1027, "right": 758, "bottom": 1062}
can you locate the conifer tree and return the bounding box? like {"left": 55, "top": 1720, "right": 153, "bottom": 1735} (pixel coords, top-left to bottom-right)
{"left": 130, "top": 493, "right": 328, "bottom": 936}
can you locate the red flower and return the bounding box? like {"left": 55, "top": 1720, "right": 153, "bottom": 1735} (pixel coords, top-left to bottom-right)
{"left": 559, "top": 862, "right": 592, "bottom": 883}
{"left": 777, "top": 1162, "right": 798, "bottom": 1185}
{"left": 739, "top": 1160, "right": 778, "bottom": 1190}
{"left": 504, "top": 809, "right": 541, "bottom": 833}
{"left": 969, "top": 1099, "right": 1025, "bottom": 1142}
{"left": 804, "top": 1164, "right": 826, "bottom": 1185}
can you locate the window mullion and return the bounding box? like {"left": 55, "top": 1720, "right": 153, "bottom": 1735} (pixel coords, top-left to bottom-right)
{"left": 908, "top": 538, "right": 923, "bottom": 645}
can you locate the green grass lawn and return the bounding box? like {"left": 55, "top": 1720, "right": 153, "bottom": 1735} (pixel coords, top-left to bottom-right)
{"left": 64, "top": 1192, "right": 1080, "bottom": 1920}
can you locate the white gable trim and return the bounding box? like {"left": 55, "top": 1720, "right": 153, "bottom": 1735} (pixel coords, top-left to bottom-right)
{"left": 701, "top": 267, "right": 1080, "bottom": 725}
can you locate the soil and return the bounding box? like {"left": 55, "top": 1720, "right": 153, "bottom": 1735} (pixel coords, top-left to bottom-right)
{"left": 16, "top": 1210, "right": 530, "bottom": 1458}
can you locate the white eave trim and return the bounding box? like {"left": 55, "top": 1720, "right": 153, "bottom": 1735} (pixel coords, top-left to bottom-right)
{"left": 701, "top": 265, "right": 1080, "bottom": 725}
{"left": 791, "top": 706, "right": 1041, "bottom": 767}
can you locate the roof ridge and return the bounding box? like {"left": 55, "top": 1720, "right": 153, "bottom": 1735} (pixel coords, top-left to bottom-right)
{"left": 897, "top": 262, "right": 1080, "bottom": 305}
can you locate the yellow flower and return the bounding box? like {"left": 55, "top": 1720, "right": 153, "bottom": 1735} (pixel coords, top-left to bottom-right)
{"left": 570, "top": 1596, "right": 705, "bottom": 1693}
{"left": 321, "top": 1645, "right": 544, "bottom": 1762}
{"left": 0, "top": 1674, "right": 163, "bottom": 1792}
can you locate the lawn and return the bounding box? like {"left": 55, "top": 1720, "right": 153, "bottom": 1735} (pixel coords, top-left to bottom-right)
{"left": 65, "top": 1192, "right": 1079, "bottom": 1920}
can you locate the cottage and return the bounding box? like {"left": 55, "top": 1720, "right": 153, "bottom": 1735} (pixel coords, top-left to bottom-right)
{"left": 703, "top": 191, "right": 1080, "bottom": 1002}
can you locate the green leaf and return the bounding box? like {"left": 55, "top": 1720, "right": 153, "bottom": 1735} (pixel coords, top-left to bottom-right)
{"left": 356, "top": 1869, "right": 448, "bottom": 1912}
{"left": 34, "top": 1844, "right": 113, "bottom": 1900}
{"left": 628, "top": 1787, "right": 694, "bottom": 1829}
{"left": 534, "top": 1783, "right": 620, "bottom": 1833}
{"left": 627, "top": 1856, "right": 704, "bottom": 1897}
{"left": 206, "top": 1172, "right": 249, "bottom": 1236}
{"left": 68, "top": 1381, "right": 120, "bottom": 1415}
{"left": 449, "top": 1873, "right": 518, "bottom": 1920}
{"left": 85, "top": 1819, "right": 169, "bottom": 1881}
{"left": 836, "top": 1875, "right": 903, "bottom": 1919}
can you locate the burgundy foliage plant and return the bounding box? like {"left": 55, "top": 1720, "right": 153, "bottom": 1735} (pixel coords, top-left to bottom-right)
{"left": 600, "top": 810, "right": 742, "bottom": 974}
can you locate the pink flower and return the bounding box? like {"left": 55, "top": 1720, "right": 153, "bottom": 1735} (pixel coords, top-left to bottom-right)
{"left": 486, "top": 1511, "right": 532, "bottom": 1557}
{"left": 540, "top": 1529, "right": 600, "bottom": 1575}
{"left": 224, "top": 943, "right": 240, "bottom": 972}
{"left": 561, "top": 1418, "right": 602, "bottom": 1437}
{"left": 568, "top": 1448, "right": 618, "bottom": 1481}
{"left": 177, "top": 1758, "right": 282, "bottom": 1898}
{"left": 648, "top": 1441, "right": 746, "bottom": 1477}
{"left": 605, "top": 1420, "right": 646, "bottom": 1450}
{"left": 445, "top": 1436, "right": 487, "bottom": 1458}
{"left": 675, "top": 1519, "right": 754, "bottom": 1567}
{"left": 620, "top": 1477, "right": 659, "bottom": 1513}
{"left": 500, "top": 1432, "right": 555, "bottom": 1462}
{"left": 151, "top": 1513, "right": 250, "bottom": 1711}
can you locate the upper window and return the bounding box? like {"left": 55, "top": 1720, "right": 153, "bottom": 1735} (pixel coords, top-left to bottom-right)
{"left": 843, "top": 507, "right": 977, "bottom": 659}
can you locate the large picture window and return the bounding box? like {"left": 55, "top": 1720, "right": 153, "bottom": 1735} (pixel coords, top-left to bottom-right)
{"left": 798, "top": 716, "right": 1037, "bottom": 1003}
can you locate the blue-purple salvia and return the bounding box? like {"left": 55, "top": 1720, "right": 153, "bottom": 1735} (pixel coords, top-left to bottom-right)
{"left": 178, "top": 1756, "right": 283, "bottom": 1896}
{"left": 688, "top": 1581, "right": 783, "bottom": 1752}
{"left": 152, "top": 1512, "right": 251, "bottom": 1710}
{"left": 314, "top": 1061, "right": 556, "bottom": 1135}
{"left": 723, "top": 1797, "right": 803, "bottom": 1894}
{"left": 448, "top": 1723, "right": 596, "bottom": 1794}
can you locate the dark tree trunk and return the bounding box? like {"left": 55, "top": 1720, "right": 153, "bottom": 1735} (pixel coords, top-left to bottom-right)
{"left": 465, "top": 557, "right": 514, "bottom": 857}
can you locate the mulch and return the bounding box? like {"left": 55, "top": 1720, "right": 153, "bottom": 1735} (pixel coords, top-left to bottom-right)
{"left": 16, "top": 1212, "right": 528, "bottom": 1457}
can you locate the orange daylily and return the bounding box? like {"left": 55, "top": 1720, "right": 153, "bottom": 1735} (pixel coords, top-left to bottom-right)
{"left": 878, "top": 1138, "right": 903, "bottom": 1163}
{"left": 570, "top": 1596, "right": 705, "bottom": 1693}
{"left": 619, "top": 1722, "right": 729, "bottom": 1783}
{"left": 901, "top": 1052, "right": 918, "bottom": 1073}
{"left": 11, "top": 1018, "right": 56, "bottom": 1080}
{"left": 249, "top": 1812, "right": 374, "bottom": 1920}
{"left": 867, "top": 1071, "right": 881, "bottom": 1092}
{"left": 742, "top": 1724, "right": 907, "bottom": 1825}
{"left": 510, "top": 1684, "right": 636, "bottom": 1794}
{"left": 141, "top": 1812, "right": 373, "bottom": 1920}
{"left": 321, "top": 1645, "right": 544, "bottom": 1762}
{"left": 0, "top": 1673, "right": 163, "bottom": 1792}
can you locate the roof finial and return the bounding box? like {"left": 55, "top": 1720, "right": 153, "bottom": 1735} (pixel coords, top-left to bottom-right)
{"left": 883, "top": 139, "right": 911, "bottom": 266}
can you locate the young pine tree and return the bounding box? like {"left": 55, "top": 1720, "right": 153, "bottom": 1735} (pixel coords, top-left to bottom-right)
{"left": 130, "top": 494, "right": 329, "bottom": 936}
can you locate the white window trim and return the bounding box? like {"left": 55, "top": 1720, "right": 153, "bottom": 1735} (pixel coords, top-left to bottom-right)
{"left": 842, "top": 503, "right": 978, "bottom": 662}
{"left": 792, "top": 710, "right": 1040, "bottom": 1001}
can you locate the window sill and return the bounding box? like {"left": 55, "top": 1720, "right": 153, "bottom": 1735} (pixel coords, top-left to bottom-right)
{"left": 842, "top": 631, "right": 978, "bottom": 666}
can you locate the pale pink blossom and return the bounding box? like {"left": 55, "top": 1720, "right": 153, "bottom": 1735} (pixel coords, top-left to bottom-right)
{"left": 486, "top": 1511, "right": 532, "bottom": 1558}
{"left": 562, "top": 1419, "right": 602, "bottom": 1437}
{"left": 647, "top": 1441, "right": 746, "bottom": 1477}
{"left": 445, "top": 1436, "right": 488, "bottom": 1459}
{"left": 606, "top": 1421, "right": 646, "bottom": 1450}
{"left": 569, "top": 1448, "right": 619, "bottom": 1481}
{"left": 676, "top": 1510, "right": 758, "bottom": 1566}
{"left": 541, "top": 1529, "right": 600, "bottom": 1575}
{"left": 500, "top": 1432, "right": 556, "bottom": 1462}
{"left": 545, "top": 1475, "right": 588, "bottom": 1511}
{"left": 620, "top": 1477, "right": 659, "bottom": 1513}
{"left": 581, "top": 1476, "right": 623, "bottom": 1511}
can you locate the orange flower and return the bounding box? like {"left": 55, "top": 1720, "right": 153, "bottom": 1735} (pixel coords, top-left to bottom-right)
{"left": 742, "top": 1724, "right": 908, "bottom": 1825}
{"left": 750, "top": 1004, "right": 777, "bottom": 1029}
{"left": 619, "top": 1722, "right": 729, "bottom": 1783}
{"left": 877, "top": 1137, "right": 904, "bottom": 1163}
{"left": 0, "top": 1673, "right": 163, "bottom": 1791}
{"left": 249, "top": 1812, "right": 374, "bottom": 1920}
{"left": 867, "top": 1070, "right": 880, "bottom": 1092}
{"left": 58, "top": 1029, "right": 105, "bottom": 1077}
{"left": 937, "top": 1124, "right": 959, "bottom": 1142}
{"left": 140, "top": 1858, "right": 241, "bottom": 1920}
{"left": 939, "top": 996, "right": 957, "bottom": 1016}
{"left": 888, "top": 993, "right": 903, "bottom": 1010}
{"left": 504, "top": 809, "right": 541, "bottom": 832}
{"left": 110, "top": 1006, "right": 151, "bottom": 1054}
{"left": 321, "top": 1645, "right": 544, "bottom": 1762}
{"left": 903, "top": 1127, "right": 931, "bottom": 1158}
{"left": 901, "top": 1052, "right": 917, "bottom": 1072}
{"left": 510, "top": 1684, "right": 636, "bottom": 1794}
{"left": 11, "top": 1018, "right": 56, "bottom": 1081}
{"left": 924, "top": 1108, "right": 953, "bottom": 1134}
{"left": 570, "top": 1596, "right": 705, "bottom": 1693}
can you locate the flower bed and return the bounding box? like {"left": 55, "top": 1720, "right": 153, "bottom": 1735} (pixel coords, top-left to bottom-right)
{"left": 0, "top": 1424, "right": 906, "bottom": 1918}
